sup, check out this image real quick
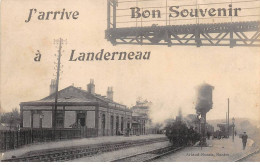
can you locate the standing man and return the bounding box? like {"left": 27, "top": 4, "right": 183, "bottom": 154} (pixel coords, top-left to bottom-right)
{"left": 241, "top": 132, "right": 248, "bottom": 150}
{"left": 207, "top": 131, "right": 211, "bottom": 140}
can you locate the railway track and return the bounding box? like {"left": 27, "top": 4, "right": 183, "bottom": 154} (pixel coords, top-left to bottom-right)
{"left": 1, "top": 137, "right": 167, "bottom": 162}
{"left": 112, "top": 146, "right": 183, "bottom": 162}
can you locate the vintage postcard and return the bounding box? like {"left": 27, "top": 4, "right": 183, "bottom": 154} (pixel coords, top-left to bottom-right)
{"left": 0, "top": 0, "right": 259, "bottom": 162}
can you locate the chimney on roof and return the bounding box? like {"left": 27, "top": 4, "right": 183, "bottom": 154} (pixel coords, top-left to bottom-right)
{"left": 50, "top": 79, "right": 56, "bottom": 95}
{"left": 87, "top": 79, "right": 95, "bottom": 94}
{"left": 107, "top": 87, "right": 113, "bottom": 101}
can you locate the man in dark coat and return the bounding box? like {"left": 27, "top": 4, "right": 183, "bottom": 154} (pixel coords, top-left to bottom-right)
{"left": 241, "top": 132, "right": 248, "bottom": 150}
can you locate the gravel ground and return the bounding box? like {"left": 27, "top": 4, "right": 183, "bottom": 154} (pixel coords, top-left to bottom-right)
{"left": 70, "top": 141, "right": 171, "bottom": 162}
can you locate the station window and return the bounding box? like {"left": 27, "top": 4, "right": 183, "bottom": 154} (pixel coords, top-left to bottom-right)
{"left": 56, "top": 111, "right": 64, "bottom": 128}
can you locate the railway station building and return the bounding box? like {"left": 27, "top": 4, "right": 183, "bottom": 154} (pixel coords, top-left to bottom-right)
{"left": 131, "top": 99, "right": 154, "bottom": 135}
{"left": 20, "top": 79, "right": 132, "bottom": 137}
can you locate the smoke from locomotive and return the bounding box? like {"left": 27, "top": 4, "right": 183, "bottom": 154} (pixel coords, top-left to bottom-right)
{"left": 195, "top": 83, "right": 214, "bottom": 114}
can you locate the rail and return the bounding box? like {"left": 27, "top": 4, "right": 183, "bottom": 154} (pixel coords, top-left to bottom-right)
{"left": 1, "top": 137, "right": 168, "bottom": 162}
{"left": 112, "top": 145, "right": 183, "bottom": 162}
{"left": 235, "top": 148, "right": 260, "bottom": 161}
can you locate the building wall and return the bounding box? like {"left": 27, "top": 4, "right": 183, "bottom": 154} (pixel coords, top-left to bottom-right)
{"left": 42, "top": 111, "right": 52, "bottom": 128}
{"left": 22, "top": 110, "right": 52, "bottom": 128}
{"left": 86, "top": 111, "right": 95, "bottom": 128}
{"left": 113, "top": 113, "right": 116, "bottom": 135}
{"left": 119, "top": 115, "right": 122, "bottom": 132}
{"left": 106, "top": 111, "right": 110, "bottom": 135}
{"left": 33, "top": 113, "right": 40, "bottom": 128}
{"left": 23, "top": 111, "right": 31, "bottom": 128}
{"left": 96, "top": 107, "right": 132, "bottom": 136}
{"left": 21, "top": 104, "right": 132, "bottom": 137}
{"left": 64, "top": 111, "right": 76, "bottom": 128}
{"left": 132, "top": 116, "right": 146, "bottom": 135}
{"left": 98, "top": 111, "right": 102, "bottom": 136}
{"left": 97, "top": 107, "right": 107, "bottom": 136}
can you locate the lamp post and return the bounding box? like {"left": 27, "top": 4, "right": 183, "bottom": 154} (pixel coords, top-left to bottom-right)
{"left": 232, "top": 117, "right": 235, "bottom": 142}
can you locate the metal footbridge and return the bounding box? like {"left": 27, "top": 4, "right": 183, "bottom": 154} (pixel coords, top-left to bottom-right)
{"left": 105, "top": 0, "right": 260, "bottom": 47}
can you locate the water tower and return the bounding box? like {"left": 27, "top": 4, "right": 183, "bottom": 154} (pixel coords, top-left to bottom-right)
{"left": 195, "top": 83, "right": 214, "bottom": 145}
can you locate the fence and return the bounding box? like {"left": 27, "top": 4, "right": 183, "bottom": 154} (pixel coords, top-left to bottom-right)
{"left": 0, "top": 128, "right": 82, "bottom": 152}
{"left": 84, "top": 128, "right": 98, "bottom": 137}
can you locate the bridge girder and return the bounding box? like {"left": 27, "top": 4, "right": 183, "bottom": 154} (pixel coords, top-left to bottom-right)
{"left": 105, "top": 21, "right": 260, "bottom": 47}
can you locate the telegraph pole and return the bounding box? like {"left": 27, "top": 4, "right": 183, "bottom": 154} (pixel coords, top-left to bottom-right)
{"left": 226, "top": 112, "right": 227, "bottom": 124}
{"left": 226, "top": 112, "right": 228, "bottom": 131}
{"left": 53, "top": 38, "right": 66, "bottom": 140}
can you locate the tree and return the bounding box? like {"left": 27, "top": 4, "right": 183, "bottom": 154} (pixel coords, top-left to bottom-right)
{"left": 0, "top": 108, "right": 20, "bottom": 130}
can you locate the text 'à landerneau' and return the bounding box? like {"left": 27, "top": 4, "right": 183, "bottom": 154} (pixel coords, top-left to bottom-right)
{"left": 69, "top": 49, "right": 151, "bottom": 61}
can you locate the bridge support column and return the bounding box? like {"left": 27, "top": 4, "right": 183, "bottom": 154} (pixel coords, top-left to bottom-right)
{"left": 164, "top": 30, "right": 172, "bottom": 47}
{"left": 230, "top": 29, "right": 235, "bottom": 48}
{"left": 195, "top": 27, "right": 202, "bottom": 47}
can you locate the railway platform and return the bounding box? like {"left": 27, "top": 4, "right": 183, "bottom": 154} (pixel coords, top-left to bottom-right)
{"left": 155, "top": 136, "right": 259, "bottom": 162}
{"left": 0, "top": 134, "right": 165, "bottom": 161}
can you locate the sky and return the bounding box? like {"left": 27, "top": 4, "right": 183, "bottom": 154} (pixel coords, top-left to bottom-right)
{"left": 0, "top": 0, "right": 259, "bottom": 125}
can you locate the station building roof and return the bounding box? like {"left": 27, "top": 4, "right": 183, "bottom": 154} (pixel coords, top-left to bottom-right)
{"left": 20, "top": 86, "right": 130, "bottom": 112}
